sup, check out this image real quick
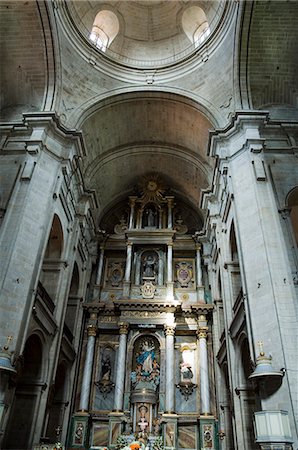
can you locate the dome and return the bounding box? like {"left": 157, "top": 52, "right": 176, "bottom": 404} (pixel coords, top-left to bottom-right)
{"left": 66, "top": 0, "right": 225, "bottom": 68}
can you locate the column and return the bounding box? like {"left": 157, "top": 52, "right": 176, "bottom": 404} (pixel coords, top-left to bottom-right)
{"left": 167, "top": 242, "right": 174, "bottom": 300}
{"left": 167, "top": 197, "right": 174, "bottom": 229}
{"left": 93, "top": 246, "right": 105, "bottom": 298}
{"left": 129, "top": 197, "right": 137, "bottom": 229}
{"left": 196, "top": 244, "right": 203, "bottom": 286}
{"left": 158, "top": 250, "right": 164, "bottom": 285}
{"left": 135, "top": 251, "right": 141, "bottom": 285}
{"left": 164, "top": 324, "right": 176, "bottom": 413}
{"left": 114, "top": 322, "right": 129, "bottom": 411}
{"left": 195, "top": 244, "right": 205, "bottom": 303}
{"left": 167, "top": 243, "right": 173, "bottom": 283}
{"left": 124, "top": 242, "right": 133, "bottom": 282}
{"left": 197, "top": 315, "right": 210, "bottom": 415}
{"left": 79, "top": 324, "right": 97, "bottom": 412}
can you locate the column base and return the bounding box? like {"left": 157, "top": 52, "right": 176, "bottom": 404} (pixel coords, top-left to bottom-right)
{"left": 122, "top": 281, "right": 130, "bottom": 298}
{"left": 166, "top": 282, "right": 174, "bottom": 301}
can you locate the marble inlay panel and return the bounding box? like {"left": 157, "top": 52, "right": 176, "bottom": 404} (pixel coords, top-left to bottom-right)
{"left": 165, "top": 423, "right": 175, "bottom": 447}
{"left": 111, "top": 422, "right": 121, "bottom": 444}
{"left": 92, "top": 423, "right": 109, "bottom": 446}
{"left": 178, "top": 425, "right": 196, "bottom": 449}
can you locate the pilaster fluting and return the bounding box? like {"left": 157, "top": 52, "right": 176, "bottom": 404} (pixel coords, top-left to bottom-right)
{"left": 79, "top": 324, "right": 97, "bottom": 411}
{"left": 114, "top": 322, "right": 129, "bottom": 411}
{"left": 164, "top": 324, "right": 176, "bottom": 413}
{"left": 197, "top": 315, "right": 210, "bottom": 415}
{"left": 124, "top": 241, "right": 133, "bottom": 282}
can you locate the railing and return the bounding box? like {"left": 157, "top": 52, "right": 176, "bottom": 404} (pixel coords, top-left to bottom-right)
{"left": 66, "top": 0, "right": 226, "bottom": 68}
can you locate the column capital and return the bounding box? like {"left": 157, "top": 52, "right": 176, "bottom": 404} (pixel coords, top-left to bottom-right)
{"left": 195, "top": 243, "right": 201, "bottom": 251}
{"left": 99, "top": 244, "right": 105, "bottom": 251}
{"left": 197, "top": 327, "right": 208, "bottom": 339}
{"left": 118, "top": 322, "right": 129, "bottom": 334}
{"left": 167, "top": 241, "right": 173, "bottom": 247}
{"left": 126, "top": 241, "right": 133, "bottom": 247}
{"left": 164, "top": 324, "right": 176, "bottom": 336}
{"left": 87, "top": 324, "right": 97, "bottom": 337}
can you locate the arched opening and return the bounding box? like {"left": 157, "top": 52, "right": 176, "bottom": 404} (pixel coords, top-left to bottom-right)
{"left": 89, "top": 10, "right": 119, "bottom": 52}
{"left": 229, "top": 221, "right": 242, "bottom": 306}
{"left": 39, "top": 214, "right": 64, "bottom": 302}
{"left": 182, "top": 6, "right": 210, "bottom": 48}
{"left": 45, "top": 362, "right": 68, "bottom": 442}
{"left": 286, "top": 186, "right": 298, "bottom": 246}
{"left": 4, "top": 335, "right": 44, "bottom": 449}
{"left": 65, "top": 262, "right": 80, "bottom": 337}
{"left": 44, "top": 214, "right": 64, "bottom": 260}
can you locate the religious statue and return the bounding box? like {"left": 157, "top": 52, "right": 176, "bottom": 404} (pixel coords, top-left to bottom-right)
{"left": 146, "top": 208, "right": 156, "bottom": 227}
{"left": 101, "top": 356, "right": 111, "bottom": 381}
{"left": 136, "top": 340, "right": 155, "bottom": 373}
{"left": 143, "top": 254, "right": 156, "bottom": 278}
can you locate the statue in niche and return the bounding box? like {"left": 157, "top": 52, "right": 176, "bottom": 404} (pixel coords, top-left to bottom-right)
{"left": 137, "top": 340, "right": 155, "bottom": 373}
{"left": 95, "top": 352, "right": 115, "bottom": 397}
{"left": 145, "top": 207, "right": 156, "bottom": 227}
{"left": 143, "top": 254, "right": 156, "bottom": 279}
{"left": 101, "top": 356, "right": 111, "bottom": 381}
{"left": 131, "top": 337, "right": 160, "bottom": 389}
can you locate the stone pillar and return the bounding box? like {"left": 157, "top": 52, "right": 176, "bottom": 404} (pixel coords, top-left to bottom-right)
{"left": 167, "top": 197, "right": 174, "bottom": 229}
{"left": 114, "top": 323, "right": 129, "bottom": 411}
{"left": 79, "top": 324, "right": 97, "bottom": 412}
{"left": 123, "top": 241, "right": 133, "bottom": 297}
{"left": 93, "top": 246, "right": 105, "bottom": 298}
{"left": 167, "top": 242, "right": 174, "bottom": 300}
{"left": 164, "top": 324, "right": 176, "bottom": 413}
{"left": 129, "top": 197, "right": 137, "bottom": 229}
{"left": 197, "top": 315, "right": 210, "bottom": 415}
{"left": 167, "top": 243, "right": 173, "bottom": 283}
{"left": 135, "top": 251, "right": 141, "bottom": 285}
{"left": 195, "top": 244, "right": 205, "bottom": 303}
{"left": 158, "top": 250, "right": 164, "bottom": 286}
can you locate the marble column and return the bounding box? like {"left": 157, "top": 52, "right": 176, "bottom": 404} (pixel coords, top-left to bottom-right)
{"left": 158, "top": 250, "right": 164, "bottom": 286}
{"left": 114, "top": 323, "right": 129, "bottom": 411}
{"left": 124, "top": 241, "right": 133, "bottom": 282}
{"left": 195, "top": 244, "right": 205, "bottom": 303}
{"left": 167, "top": 243, "right": 173, "bottom": 283}
{"left": 196, "top": 244, "right": 203, "bottom": 286}
{"left": 167, "top": 242, "right": 174, "bottom": 300}
{"left": 164, "top": 324, "right": 176, "bottom": 413}
{"left": 167, "top": 197, "right": 174, "bottom": 229}
{"left": 94, "top": 246, "right": 105, "bottom": 294}
{"left": 197, "top": 315, "right": 210, "bottom": 415}
{"left": 135, "top": 251, "right": 141, "bottom": 285}
{"left": 129, "top": 197, "right": 137, "bottom": 229}
{"left": 79, "top": 324, "right": 97, "bottom": 411}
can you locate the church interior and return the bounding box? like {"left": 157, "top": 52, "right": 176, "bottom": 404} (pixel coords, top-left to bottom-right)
{"left": 0, "top": 1, "right": 298, "bottom": 450}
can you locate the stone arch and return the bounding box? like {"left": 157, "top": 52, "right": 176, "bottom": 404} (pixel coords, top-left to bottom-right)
{"left": 65, "top": 262, "right": 81, "bottom": 336}
{"left": 4, "top": 334, "right": 44, "bottom": 449}
{"left": 46, "top": 360, "right": 69, "bottom": 441}
{"left": 229, "top": 220, "right": 239, "bottom": 262}
{"left": 44, "top": 214, "right": 64, "bottom": 260}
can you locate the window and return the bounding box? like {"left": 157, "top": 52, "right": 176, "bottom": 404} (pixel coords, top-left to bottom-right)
{"left": 89, "top": 10, "right": 119, "bottom": 52}
{"left": 182, "top": 6, "right": 210, "bottom": 48}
